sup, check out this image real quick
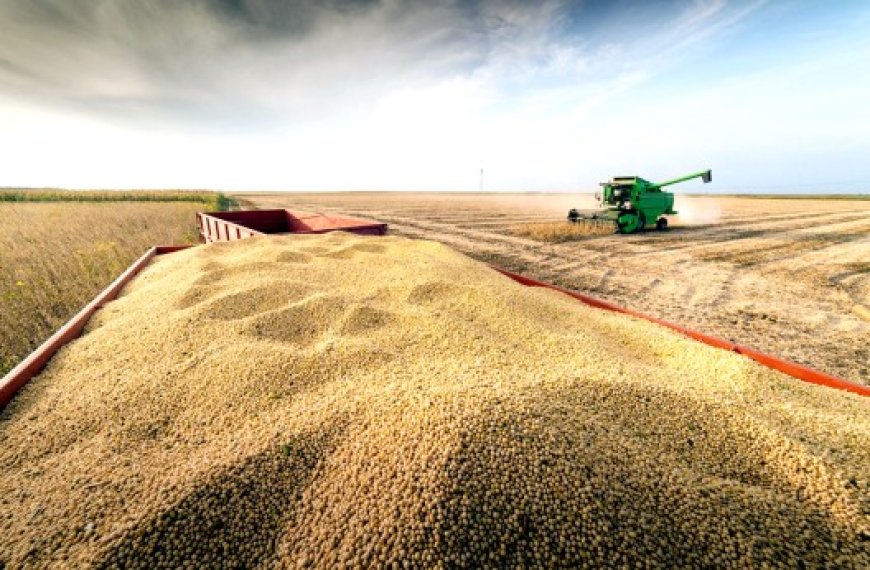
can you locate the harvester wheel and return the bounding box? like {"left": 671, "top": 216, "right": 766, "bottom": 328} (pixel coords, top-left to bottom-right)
{"left": 656, "top": 218, "right": 668, "bottom": 231}
{"left": 616, "top": 212, "right": 640, "bottom": 234}
{"left": 638, "top": 213, "right": 646, "bottom": 232}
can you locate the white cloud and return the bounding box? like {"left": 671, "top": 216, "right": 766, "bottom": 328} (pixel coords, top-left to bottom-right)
{"left": 0, "top": 0, "right": 867, "bottom": 191}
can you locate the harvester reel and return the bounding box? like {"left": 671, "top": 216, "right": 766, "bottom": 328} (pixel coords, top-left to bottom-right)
{"left": 567, "top": 208, "right": 580, "bottom": 223}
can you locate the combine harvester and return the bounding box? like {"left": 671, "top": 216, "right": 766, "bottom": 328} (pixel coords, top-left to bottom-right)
{"left": 568, "top": 169, "right": 712, "bottom": 234}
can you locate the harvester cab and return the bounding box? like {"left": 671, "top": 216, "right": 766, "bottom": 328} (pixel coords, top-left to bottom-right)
{"left": 568, "top": 169, "right": 712, "bottom": 234}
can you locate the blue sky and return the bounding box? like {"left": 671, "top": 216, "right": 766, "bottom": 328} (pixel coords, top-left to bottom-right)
{"left": 0, "top": 0, "right": 867, "bottom": 192}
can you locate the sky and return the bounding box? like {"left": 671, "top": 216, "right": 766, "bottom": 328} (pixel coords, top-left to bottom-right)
{"left": 0, "top": 0, "right": 868, "bottom": 192}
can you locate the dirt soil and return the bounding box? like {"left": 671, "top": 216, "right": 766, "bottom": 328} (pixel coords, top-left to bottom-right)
{"left": 244, "top": 193, "right": 870, "bottom": 385}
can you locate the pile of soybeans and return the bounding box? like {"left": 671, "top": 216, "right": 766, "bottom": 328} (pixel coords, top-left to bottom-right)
{"left": 1, "top": 232, "right": 868, "bottom": 568}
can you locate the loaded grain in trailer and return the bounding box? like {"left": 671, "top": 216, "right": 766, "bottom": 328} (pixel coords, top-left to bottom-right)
{"left": 1, "top": 233, "right": 868, "bottom": 567}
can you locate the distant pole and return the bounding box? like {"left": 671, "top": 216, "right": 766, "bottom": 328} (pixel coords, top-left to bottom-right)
{"left": 479, "top": 168, "right": 483, "bottom": 191}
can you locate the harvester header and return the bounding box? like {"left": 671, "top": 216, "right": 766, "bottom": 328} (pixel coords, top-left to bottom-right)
{"left": 568, "top": 169, "right": 712, "bottom": 234}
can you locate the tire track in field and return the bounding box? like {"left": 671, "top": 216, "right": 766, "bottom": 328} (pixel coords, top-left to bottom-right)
{"left": 689, "top": 222, "right": 870, "bottom": 266}
{"left": 653, "top": 215, "right": 870, "bottom": 261}
{"left": 712, "top": 209, "right": 860, "bottom": 226}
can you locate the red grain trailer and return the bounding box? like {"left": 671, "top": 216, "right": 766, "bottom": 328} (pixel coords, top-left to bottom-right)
{"left": 197, "top": 209, "right": 387, "bottom": 243}
{"left": 2, "top": 213, "right": 869, "bottom": 408}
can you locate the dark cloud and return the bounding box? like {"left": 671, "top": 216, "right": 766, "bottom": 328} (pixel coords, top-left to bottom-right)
{"left": 0, "top": 0, "right": 689, "bottom": 130}
{"left": 0, "top": 1, "right": 512, "bottom": 125}
{"left": 207, "top": 0, "right": 381, "bottom": 37}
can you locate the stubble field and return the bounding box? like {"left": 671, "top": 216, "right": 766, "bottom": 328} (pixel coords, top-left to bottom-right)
{"left": 245, "top": 192, "right": 870, "bottom": 385}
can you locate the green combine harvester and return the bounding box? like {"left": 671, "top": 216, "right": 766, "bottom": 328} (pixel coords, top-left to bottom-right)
{"left": 568, "top": 169, "right": 712, "bottom": 234}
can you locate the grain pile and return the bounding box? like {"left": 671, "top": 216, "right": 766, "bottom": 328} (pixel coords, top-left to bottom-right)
{"left": 1, "top": 232, "right": 868, "bottom": 568}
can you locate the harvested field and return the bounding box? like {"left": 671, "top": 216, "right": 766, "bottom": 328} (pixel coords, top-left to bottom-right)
{"left": 246, "top": 193, "right": 870, "bottom": 384}
{"left": 1, "top": 234, "right": 868, "bottom": 567}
